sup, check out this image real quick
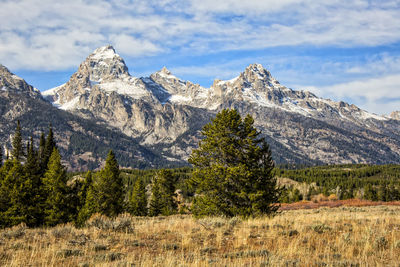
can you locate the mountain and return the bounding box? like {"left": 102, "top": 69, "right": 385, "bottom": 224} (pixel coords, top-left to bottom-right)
{"left": 2, "top": 45, "right": 399, "bottom": 167}
{"left": 0, "top": 64, "right": 173, "bottom": 170}
{"left": 42, "top": 46, "right": 400, "bottom": 166}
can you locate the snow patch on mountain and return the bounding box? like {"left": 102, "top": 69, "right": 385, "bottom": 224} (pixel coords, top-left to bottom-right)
{"left": 42, "top": 84, "right": 65, "bottom": 97}
{"left": 99, "top": 78, "right": 151, "bottom": 99}
{"left": 358, "top": 110, "right": 387, "bottom": 121}
{"left": 60, "top": 96, "right": 81, "bottom": 110}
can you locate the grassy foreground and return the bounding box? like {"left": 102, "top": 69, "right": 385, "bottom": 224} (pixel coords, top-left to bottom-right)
{"left": 1, "top": 206, "right": 400, "bottom": 266}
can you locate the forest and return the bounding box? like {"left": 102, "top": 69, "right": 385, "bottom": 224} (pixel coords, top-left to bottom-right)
{"left": 1, "top": 110, "right": 400, "bottom": 229}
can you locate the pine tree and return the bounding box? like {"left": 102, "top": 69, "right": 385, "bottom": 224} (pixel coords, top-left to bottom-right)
{"left": 38, "top": 132, "right": 46, "bottom": 170}
{"left": 0, "top": 145, "right": 3, "bottom": 167}
{"left": 41, "top": 126, "right": 56, "bottom": 172}
{"left": 128, "top": 178, "right": 148, "bottom": 216}
{"left": 76, "top": 172, "right": 97, "bottom": 226}
{"left": 25, "top": 136, "right": 41, "bottom": 177}
{"left": 0, "top": 159, "right": 26, "bottom": 226}
{"left": 189, "top": 109, "right": 279, "bottom": 217}
{"left": 78, "top": 171, "right": 93, "bottom": 209}
{"left": 22, "top": 136, "right": 44, "bottom": 226}
{"left": 148, "top": 178, "right": 162, "bottom": 217}
{"left": 42, "top": 148, "right": 70, "bottom": 226}
{"left": 11, "top": 120, "right": 24, "bottom": 161}
{"left": 156, "top": 169, "right": 178, "bottom": 215}
{"left": 377, "top": 183, "right": 388, "bottom": 201}
{"left": 94, "top": 150, "right": 123, "bottom": 217}
{"left": 363, "top": 184, "right": 377, "bottom": 201}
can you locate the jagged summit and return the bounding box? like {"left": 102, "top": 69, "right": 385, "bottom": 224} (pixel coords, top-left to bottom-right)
{"left": 90, "top": 45, "right": 118, "bottom": 60}
{"left": 0, "top": 65, "right": 40, "bottom": 97}
{"left": 153, "top": 66, "right": 178, "bottom": 80}
{"left": 243, "top": 63, "right": 273, "bottom": 80}
{"left": 42, "top": 45, "right": 153, "bottom": 110}
{"left": 160, "top": 66, "right": 171, "bottom": 74}
{"left": 83, "top": 45, "right": 130, "bottom": 82}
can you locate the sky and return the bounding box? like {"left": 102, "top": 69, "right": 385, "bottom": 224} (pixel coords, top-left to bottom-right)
{"left": 1, "top": 0, "right": 400, "bottom": 115}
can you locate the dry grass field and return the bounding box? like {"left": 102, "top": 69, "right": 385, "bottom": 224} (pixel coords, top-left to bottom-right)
{"left": 1, "top": 205, "right": 400, "bottom": 266}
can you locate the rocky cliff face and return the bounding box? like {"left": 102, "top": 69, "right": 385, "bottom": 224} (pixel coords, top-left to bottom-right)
{"left": 42, "top": 46, "right": 212, "bottom": 147}
{"left": 390, "top": 111, "right": 400, "bottom": 120}
{"left": 33, "top": 46, "right": 400, "bottom": 165}
{"left": 0, "top": 64, "right": 169, "bottom": 170}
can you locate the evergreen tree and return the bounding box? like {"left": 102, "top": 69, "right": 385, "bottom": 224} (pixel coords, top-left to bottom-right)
{"left": 388, "top": 181, "right": 400, "bottom": 201}
{"left": 128, "top": 178, "right": 148, "bottom": 216}
{"left": 148, "top": 177, "right": 162, "bottom": 217}
{"left": 156, "top": 169, "right": 178, "bottom": 215}
{"left": 0, "top": 159, "right": 25, "bottom": 226}
{"left": 0, "top": 145, "right": 3, "bottom": 167}
{"left": 38, "top": 132, "right": 46, "bottom": 168}
{"left": 0, "top": 156, "right": 43, "bottom": 227}
{"left": 363, "top": 184, "right": 377, "bottom": 201}
{"left": 22, "top": 136, "right": 44, "bottom": 226}
{"left": 11, "top": 120, "right": 24, "bottom": 161}
{"left": 41, "top": 126, "right": 56, "bottom": 172}
{"left": 78, "top": 171, "right": 93, "bottom": 209}
{"left": 94, "top": 150, "right": 123, "bottom": 217}
{"left": 377, "top": 183, "right": 388, "bottom": 201}
{"left": 189, "top": 109, "right": 279, "bottom": 217}
{"left": 25, "top": 136, "right": 41, "bottom": 177}
{"left": 42, "top": 148, "right": 70, "bottom": 226}
{"left": 76, "top": 172, "right": 97, "bottom": 226}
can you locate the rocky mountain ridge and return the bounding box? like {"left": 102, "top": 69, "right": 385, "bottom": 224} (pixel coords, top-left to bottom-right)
{"left": 2, "top": 45, "right": 400, "bottom": 167}
{"left": 0, "top": 64, "right": 173, "bottom": 170}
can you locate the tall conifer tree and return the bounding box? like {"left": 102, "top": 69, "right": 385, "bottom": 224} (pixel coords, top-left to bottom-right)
{"left": 22, "top": 136, "right": 44, "bottom": 226}
{"left": 189, "top": 109, "right": 279, "bottom": 217}
{"left": 38, "top": 132, "right": 46, "bottom": 169}
{"left": 11, "top": 120, "right": 24, "bottom": 161}
{"left": 76, "top": 171, "right": 97, "bottom": 226}
{"left": 128, "top": 178, "right": 148, "bottom": 216}
{"left": 0, "top": 145, "right": 3, "bottom": 167}
{"left": 94, "top": 150, "right": 123, "bottom": 217}
{"left": 41, "top": 126, "right": 56, "bottom": 172}
{"left": 1, "top": 159, "right": 32, "bottom": 226}
{"left": 148, "top": 178, "right": 162, "bottom": 217}
{"left": 156, "top": 169, "right": 178, "bottom": 215}
{"left": 42, "top": 148, "right": 69, "bottom": 226}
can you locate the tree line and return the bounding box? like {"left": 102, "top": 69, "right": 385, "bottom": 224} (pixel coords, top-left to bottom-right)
{"left": 275, "top": 165, "right": 400, "bottom": 202}
{"left": 0, "top": 122, "right": 188, "bottom": 228}
{"left": 0, "top": 109, "right": 279, "bottom": 228}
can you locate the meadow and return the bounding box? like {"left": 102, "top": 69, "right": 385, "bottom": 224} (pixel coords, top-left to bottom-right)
{"left": 1, "top": 204, "right": 400, "bottom": 266}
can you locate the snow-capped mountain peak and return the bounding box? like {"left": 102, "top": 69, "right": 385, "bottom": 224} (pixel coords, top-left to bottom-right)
{"left": 90, "top": 45, "right": 119, "bottom": 60}
{"left": 82, "top": 45, "right": 130, "bottom": 83}
{"left": 242, "top": 63, "right": 273, "bottom": 82}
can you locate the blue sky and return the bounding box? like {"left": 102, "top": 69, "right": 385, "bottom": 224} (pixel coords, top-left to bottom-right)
{"left": 1, "top": 0, "right": 400, "bottom": 115}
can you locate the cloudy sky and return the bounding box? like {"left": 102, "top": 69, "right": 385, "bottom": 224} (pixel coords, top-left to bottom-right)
{"left": 1, "top": 0, "right": 399, "bottom": 115}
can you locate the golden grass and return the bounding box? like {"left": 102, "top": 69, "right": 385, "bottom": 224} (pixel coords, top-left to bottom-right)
{"left": 1, "top": 206, "right": 400, "bottom": 266}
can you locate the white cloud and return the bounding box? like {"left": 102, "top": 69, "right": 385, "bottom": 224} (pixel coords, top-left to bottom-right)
{"left": 0, "top": 0, "right": 400, "bottom": 70}
{"left": 111, "top": 34, "right": 162, "bottom": 56}
{"left": 0, "top": 0, "right": 399, "bottom": 116}
{"left": 306, "top": 74, "right": 400, "bottom": 115}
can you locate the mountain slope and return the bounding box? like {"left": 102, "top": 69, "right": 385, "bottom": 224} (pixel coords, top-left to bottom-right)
{"left": 0, "top": 64, "right": 174, "bottom": 170}
{"left": 42, "top": 46, "right": 400, "bottom": 165}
